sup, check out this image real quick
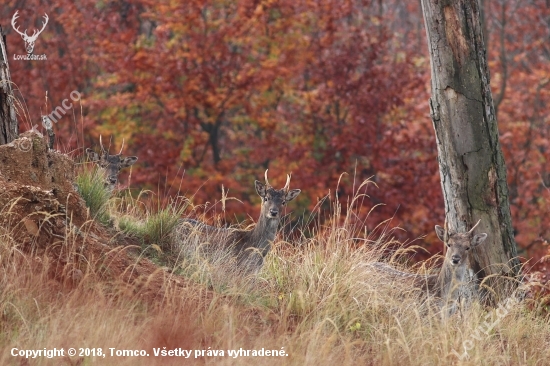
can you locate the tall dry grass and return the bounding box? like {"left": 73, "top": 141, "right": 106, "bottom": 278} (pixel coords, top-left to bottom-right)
{"left": 0, "top": 178, "right": 549, "bottom": 365}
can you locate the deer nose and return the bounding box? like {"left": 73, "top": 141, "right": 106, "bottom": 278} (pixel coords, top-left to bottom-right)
{"left": 107, "top": 176, "right": 118, "bottom": 185}
{"left": 451, "top": 255, "right": 461, "bottom": 265}
{"left": 269, "top": 208, "right": 279, "bottom": 217}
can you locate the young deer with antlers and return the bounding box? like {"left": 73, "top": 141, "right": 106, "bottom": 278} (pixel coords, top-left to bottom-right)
{"left": 434, "top": 219, "right": 487, "bottom": 316}
{"left": 86, "top": 136, "right": 138, "bottom": 191}
{"left": 178, "top": 170, "right": 301, "bottom": 272}
{"left": 370, "top": 220, "right": 487, "bottom": 316}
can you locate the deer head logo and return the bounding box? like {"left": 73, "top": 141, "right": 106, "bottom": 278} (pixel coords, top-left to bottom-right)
{"left": 11, "top": 11, "right": 49, "bottom": 54}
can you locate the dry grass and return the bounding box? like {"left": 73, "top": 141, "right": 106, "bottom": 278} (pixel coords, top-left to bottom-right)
{"left": 0, "top": 179, "right": 549, "bottom": 366}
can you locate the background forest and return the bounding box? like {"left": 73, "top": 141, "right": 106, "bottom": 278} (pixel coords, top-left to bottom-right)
{"left": 1, "top": 0, "right": 549, "bottom": 271}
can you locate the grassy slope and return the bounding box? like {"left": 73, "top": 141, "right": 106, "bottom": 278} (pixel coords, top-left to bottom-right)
{"left": 1, "top": 177, "right": 549, "bottom": 366}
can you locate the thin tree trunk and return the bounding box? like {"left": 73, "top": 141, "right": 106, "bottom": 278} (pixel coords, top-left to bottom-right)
{"left": 420, "top": 0, "right": 520, "bottom": 304}
{"left": 0, "top": 25, "right": 18, "bottom": 144}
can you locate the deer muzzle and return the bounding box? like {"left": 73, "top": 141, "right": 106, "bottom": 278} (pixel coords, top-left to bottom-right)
{"left": 107, "top": 175, "right": 118, "bottom": 185}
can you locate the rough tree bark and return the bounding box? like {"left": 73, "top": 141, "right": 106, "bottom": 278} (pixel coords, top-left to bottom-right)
{"left": 420, "top": 0, "right": 521, "bottom": 303}
{"left": 0, "top": 25, "right": 18, "bottom": 145}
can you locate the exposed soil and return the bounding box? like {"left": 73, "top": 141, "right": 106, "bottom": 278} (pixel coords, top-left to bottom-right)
{"left": 0, "top": 131, "right": 200, "bottom": 305}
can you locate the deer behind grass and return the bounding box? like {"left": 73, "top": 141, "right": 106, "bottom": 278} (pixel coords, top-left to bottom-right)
{"left": 178, "top": 170, "right": 301, "bottom": 272}
{"left": 370, "top": 220, "right": 487, "bottom": 317}
{"left": 369, "top": 262, "right": 439, "bottom": 292}
{"left": 434, "top": 220, "right": 487, "bottom": 316}
{"left": 86, "top": 136, "right": 138, "bottom": 190}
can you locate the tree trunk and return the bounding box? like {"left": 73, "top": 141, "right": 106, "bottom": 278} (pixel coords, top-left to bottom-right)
{"left": 420, "top": 0, "right": 520, "bottom": 303}
{"left": 0, "top": 26, "right": 18, "bottom": 145}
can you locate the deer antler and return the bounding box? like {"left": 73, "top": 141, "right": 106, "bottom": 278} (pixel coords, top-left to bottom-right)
{"left": 468, "top": 219, "right": 481, "bottom": 234}
{"left": 11, "top": 11, "right": 26, "bottom": 37}
{"left": 118, "top": 138, "right": 125, "bottom": 155}
{"left": 99, "top": 135, "right": 109, "bottom": 154}
{"left": 264, "top": 169, "right": 272, "bottom": 188}
{"left": 283, "top": 173, "right": 291, "bottom": 191}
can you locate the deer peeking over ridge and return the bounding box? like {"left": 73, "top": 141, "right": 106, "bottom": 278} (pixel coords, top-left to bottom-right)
{"left": 370, "top": 220, "right": 487, "bottom": 317}
{"left": 177, "top": 170, "right": 301, "bottom": 272}
{"left": 86, "top": 136, "right": 138, "bottom": 190}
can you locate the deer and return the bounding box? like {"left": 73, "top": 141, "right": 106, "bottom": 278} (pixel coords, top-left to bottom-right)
{"left": 368, "top": 261, "right": 439, "bottom": 292}
{"left": 434, "top": 219, "right": 487, "bottom": 317}
{"left": 11, "top": 11, "right": 49, "bottom": 54}
{"left": 369, "top": 220, "right": 487, "bottom": 317}
{"left": 177, "top": 170, "right": 301, "bottom": 272}
{"left": 85, "top": 136, "right": 138, "bottom": 191}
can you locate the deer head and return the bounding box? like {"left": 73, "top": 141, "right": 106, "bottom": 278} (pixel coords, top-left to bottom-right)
{"left": 254, "top": 170, "right": 301, "bottom": 220}
{"left": 11, "top": 11, "right": 49, "bottom": 54}
{"left": 435, "top": 219, "right": 488, "bottom": 267}
{"left": 86, "top": 136, "right": 137, "bottom": 190}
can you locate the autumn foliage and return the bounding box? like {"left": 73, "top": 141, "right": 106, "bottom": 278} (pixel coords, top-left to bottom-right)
{"left": 1, "top": 1, "right": 549, "bottom": 271}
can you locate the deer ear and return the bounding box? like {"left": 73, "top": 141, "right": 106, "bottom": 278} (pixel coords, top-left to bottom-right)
{"left": 255, "top": 180, "right": 266, "bottom": 198}
{"left": 435, "top": 225, "right": 445, "bottom": 242}
{"left": 86, "top": 148, "right": 99, "bottom": 162}
{"left": 121, "top": 156, "right": 138, "bottom": 168}
{"left": 472, "top": 233, "right": 487, "bottom": 247}
{"left": 285, "top": 189, "right": 301, "bottom": 202}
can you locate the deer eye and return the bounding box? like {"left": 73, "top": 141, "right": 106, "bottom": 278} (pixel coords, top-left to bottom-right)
{"left": 281, "top": 201, "right": 286, "bottom": 206}
{"left": 264, "top": 197, "right": 269, "bottom": 202}
{"left": 465, "top": 247, "right": 470, "bottom": 251}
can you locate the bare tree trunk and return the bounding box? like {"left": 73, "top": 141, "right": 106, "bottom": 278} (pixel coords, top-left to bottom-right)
{"left": 479, "top": 0, "right": 489, "bottom": 51}
{"left": 0, "top": 26, "right": 18, "bottom": 144}
{"left": 420, "top": 0, "right": 520, "bottom": 304}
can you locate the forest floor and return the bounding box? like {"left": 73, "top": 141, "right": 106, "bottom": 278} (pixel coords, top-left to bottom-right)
{"left": 1, "top": 132, "right": 550, "bottom": 366}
